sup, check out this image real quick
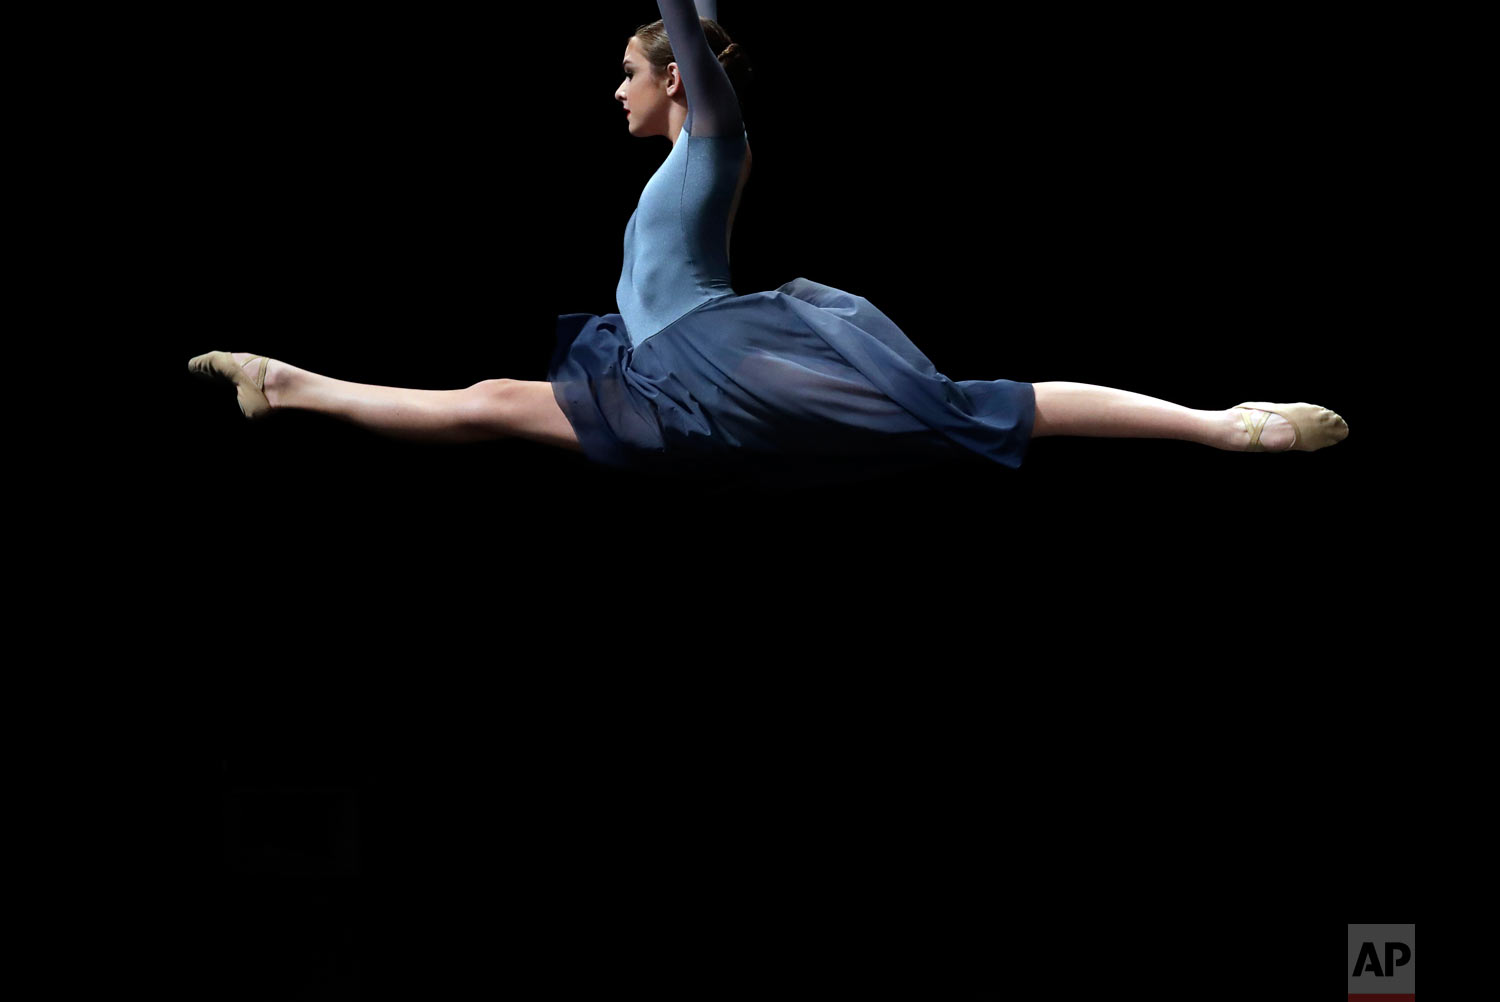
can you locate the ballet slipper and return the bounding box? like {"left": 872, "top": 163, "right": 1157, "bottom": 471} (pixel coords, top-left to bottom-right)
{"left": 1232, "top": 401, "right": 1349, "bottom": 452}
{"left": 188, "top": 351, "right": 273, "bottom": 420}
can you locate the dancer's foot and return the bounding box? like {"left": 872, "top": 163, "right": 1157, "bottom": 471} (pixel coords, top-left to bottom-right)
{"left": 1228, "top": 402, "right": 1349, "bottom": 452}
{"left": 187, "top": 351, "right": 282, "bottom": 418}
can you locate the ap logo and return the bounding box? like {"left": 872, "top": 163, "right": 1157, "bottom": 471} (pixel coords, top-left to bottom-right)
{"left": 1348, "top": 923, "right": 1415, "bottom": 1000}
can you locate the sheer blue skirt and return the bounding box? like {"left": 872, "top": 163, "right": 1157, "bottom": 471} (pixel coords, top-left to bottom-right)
{"left": 548, "top": 277, "right": 1036, "bottom": 489}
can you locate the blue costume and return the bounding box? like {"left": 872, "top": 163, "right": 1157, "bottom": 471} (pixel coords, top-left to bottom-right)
{"left": 549, "top": 0, "right": 1036, "bottom": 488}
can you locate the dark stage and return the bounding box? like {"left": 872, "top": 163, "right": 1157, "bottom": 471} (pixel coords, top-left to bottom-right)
{"left": 143, "top": 3, "right": 1434, "bottom": 995}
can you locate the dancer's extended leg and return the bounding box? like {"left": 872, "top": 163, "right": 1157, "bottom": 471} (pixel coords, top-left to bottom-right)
{"left": 1030, "top": 380, "right": 1293, "bottom": 451}
{"left": 216, "top": 353, "right": 583, "bottom": 451}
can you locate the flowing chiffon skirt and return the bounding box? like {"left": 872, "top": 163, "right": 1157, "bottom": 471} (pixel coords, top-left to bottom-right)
{"left": 547, "top": 277, "right": 1036, "bottom": 489}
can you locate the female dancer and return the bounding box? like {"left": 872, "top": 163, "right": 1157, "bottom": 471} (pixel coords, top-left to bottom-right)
{"left": 189, "top": 1, "right": 1348, "bottom": 484}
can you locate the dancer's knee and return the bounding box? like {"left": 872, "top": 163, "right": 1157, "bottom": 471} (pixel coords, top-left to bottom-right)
{"left": 465, "top": 378, "right": 583, "bottom": 452}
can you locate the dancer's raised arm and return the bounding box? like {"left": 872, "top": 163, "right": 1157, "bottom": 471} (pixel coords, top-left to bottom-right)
{"left": 655, "top": 0, "right": 743, "bottom": 137}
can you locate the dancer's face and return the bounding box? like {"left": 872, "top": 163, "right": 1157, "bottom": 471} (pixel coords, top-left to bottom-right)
{"left": 616, "top": 36, "right": 681, "bottom": 138}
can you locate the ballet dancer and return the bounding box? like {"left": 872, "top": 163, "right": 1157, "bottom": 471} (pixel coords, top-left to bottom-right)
{"left": 189, "top": 1, "right": 1348, "bottom": 481}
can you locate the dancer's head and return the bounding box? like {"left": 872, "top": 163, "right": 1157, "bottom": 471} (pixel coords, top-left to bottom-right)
{"left": 615, "top": 18, "right": 752, "bottom": 141}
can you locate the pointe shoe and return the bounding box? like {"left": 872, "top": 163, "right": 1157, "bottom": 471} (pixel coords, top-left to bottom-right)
{"left": 1232, "top": 401, "right": 1349, "bottom": 452}
{"left": 188, "top": 351, "right": 273, "bottom": 419}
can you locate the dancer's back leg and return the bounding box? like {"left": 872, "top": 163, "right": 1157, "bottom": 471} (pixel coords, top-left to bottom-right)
{"left": 1030, "top": 381, "right": 1347, "bottom": 452}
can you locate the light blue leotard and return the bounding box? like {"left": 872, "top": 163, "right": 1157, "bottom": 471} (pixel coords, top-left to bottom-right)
{"left": 615, "top": 0, "right": 750, "bottom": 348}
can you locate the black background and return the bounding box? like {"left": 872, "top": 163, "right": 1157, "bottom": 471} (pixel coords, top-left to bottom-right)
{"left": 159, "top": 755, "right": 1424, "bottom": 999}
{"left": 148, "top": 3, "right": 1415, "bottom": 667}
{"left": 99, "top": 2, "right": 1433, "bottom": 996}
{"left": 150, "top": 2, "right": 1397, "bottom": 562}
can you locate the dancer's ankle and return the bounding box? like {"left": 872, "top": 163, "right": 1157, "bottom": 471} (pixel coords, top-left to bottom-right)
{"left": 263, "top": 358, "right": 292, "bottom": 410}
